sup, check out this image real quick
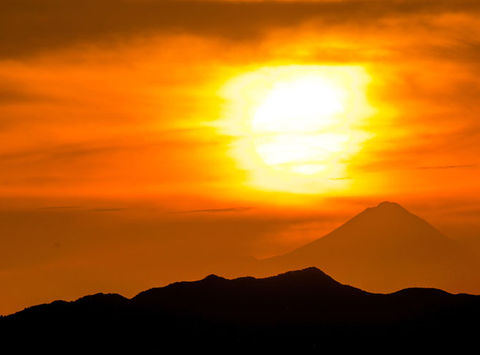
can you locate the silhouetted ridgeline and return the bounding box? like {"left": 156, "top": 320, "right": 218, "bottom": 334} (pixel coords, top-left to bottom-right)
{"left": 1, "top": 268, "right": 479, "bottom": 351}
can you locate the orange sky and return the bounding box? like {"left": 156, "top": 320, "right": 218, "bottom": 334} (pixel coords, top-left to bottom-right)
{"left": 1, "top": 0, "right": 480, "bottom": 314}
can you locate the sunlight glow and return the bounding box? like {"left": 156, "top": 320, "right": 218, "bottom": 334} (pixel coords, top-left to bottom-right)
{"left": 218, "top": 65, "right": 375, "bottom": 194}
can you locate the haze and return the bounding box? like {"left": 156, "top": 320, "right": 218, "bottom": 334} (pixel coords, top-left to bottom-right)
{"left": 1, "top": 0, "right": 480, "bottom": 315}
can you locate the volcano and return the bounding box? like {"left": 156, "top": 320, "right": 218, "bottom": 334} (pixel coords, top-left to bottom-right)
{"left": 259, "top": 202, "right": 480, "bottom": 293}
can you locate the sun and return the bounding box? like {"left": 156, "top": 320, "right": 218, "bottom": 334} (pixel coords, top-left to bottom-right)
{"left": 218, "top": 65, "right": 375, "bottom": 194}
{"left": 252, "top": 76, "right": 344, "bottom": 134}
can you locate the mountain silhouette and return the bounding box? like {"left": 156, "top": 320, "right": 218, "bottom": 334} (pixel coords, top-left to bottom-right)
{"left": 258, "top": 202, "right": 480, "bottom": 293}
{"left": 2, "top": 268, "right": 479, "bottom": 351}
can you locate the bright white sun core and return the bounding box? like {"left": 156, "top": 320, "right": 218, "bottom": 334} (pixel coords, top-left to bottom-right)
{"left": 218, "top": 65, "right": 375, "bottom": 194}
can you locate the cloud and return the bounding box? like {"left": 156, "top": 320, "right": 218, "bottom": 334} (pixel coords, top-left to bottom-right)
{"left": 174, "top": 207, "right": 252, "bottom": 214}
{"left": 90, "top": 208, "right": 128, "bottom": 212}
{"left": 0, "top": 142, "right": 125, "bottom": 164}
{"left": 428, "top": 39, "right": 480, "bottom": 64}
{"left": 0, "top": 77, "right": 52, "bottom": 105}
{"left": 416, "top": 164, "right": 477, "bottom": 170}
{"left": 0, "top": 86, "right": 40, "bottom": 104}
{"left": 37, "top": 206, "right": 83, "bottom": 210}
{"left": 2, "top": 0, "right": 480, "bottom": 59}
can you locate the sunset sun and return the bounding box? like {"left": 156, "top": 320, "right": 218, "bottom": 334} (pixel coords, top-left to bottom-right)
{"left": 220, "top": 65, "right": 375, "bottom": 193}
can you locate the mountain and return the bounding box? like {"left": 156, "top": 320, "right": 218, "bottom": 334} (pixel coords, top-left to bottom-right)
{"left": 258, "top": 202, "right": 480, "bottom": 293}
{"left": 2, "top": 268, "right": 479, "bottom": 351}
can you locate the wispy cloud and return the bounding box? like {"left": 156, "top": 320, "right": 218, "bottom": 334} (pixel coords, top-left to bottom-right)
{"left": 174, "top": 207, "right": 252, "bottom": 214}
{"left": 37, "top": 206, "right": 83, "bottom": 210}
{"left": 90, "top": 208, "right": 127, "bottom": 212}
{"left": 416, "top": 164, "right": 477, "bottom": 170}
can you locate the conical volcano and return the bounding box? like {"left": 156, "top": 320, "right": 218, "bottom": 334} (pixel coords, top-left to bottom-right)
{"left": 260, "top": 202, "right": 480, "bottom": 293}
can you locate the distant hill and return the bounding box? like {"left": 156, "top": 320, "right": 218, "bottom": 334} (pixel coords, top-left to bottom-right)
{"left": 258, "top": 202, "right": 480, "bottom": 293}
{"left": 2, "top": 268, "right": 479, "bottom": 351}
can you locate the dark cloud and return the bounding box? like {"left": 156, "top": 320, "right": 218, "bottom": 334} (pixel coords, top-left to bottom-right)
{"left": 1, "top": 0, "right": 480, "bottom": 59}
{"left": 37, "top": 206, "right": 83, "bottom": 210}
{"left": 0, "top": 143, "right": 125, "bottom": 164}
{"left": 429, "top": 40, "right": 480, "bottom": 64}
{"left": 36, "top": 206, "right": 126, "bottom": 212}
{"left": 0, "top": 87, "right": 38, "bottom": 104}
{"left": 90, "top": 208, "right": 128, "bottom": 212}
{"left": 175, "top": 207, "right": 252, "bottom": 214}
{"left": 0, "top": 79, "right": 46, "bottom": 104}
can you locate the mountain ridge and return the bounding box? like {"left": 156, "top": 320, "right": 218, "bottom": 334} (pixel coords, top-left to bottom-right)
{"left": 2, "top": 267, "right": 479, "bottom": 350}
{"left": 6, "top": 266, "right": 479, "bottom": 319}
